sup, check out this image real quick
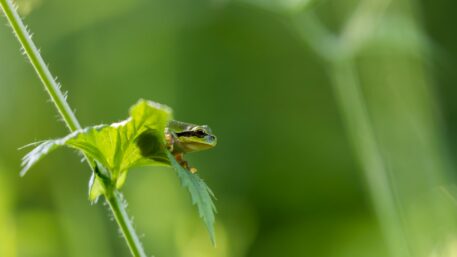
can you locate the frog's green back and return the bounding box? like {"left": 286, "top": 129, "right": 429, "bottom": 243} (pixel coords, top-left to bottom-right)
{"left": 168, "top": 120, "right": 197, "bottom": 133}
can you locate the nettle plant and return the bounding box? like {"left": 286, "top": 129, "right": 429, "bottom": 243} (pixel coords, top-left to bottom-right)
{"left": 0, "top": 0, "right": 216, "bottom": 256}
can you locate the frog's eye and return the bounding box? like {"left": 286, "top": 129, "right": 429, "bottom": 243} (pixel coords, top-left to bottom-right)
{"left": 194, "top": 129, "right": 206, "bottom": 138}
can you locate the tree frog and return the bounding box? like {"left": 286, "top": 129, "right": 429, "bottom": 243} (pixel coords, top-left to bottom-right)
{"left": 165, "top": 120, "right": 217, "bottom": 173}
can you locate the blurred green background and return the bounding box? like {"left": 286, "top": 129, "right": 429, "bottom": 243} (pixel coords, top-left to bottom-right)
{"left": 2, "top": 0, "right": 457, "bottom": 256}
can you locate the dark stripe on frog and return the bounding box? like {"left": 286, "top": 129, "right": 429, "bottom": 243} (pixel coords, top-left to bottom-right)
{"left": 176, "top": 131, "right": 207, "bottom": 138}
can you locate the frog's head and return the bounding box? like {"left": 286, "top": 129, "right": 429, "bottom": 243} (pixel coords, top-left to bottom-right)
{"left": 175, "top": 124, "right": 217, "bottom": 152}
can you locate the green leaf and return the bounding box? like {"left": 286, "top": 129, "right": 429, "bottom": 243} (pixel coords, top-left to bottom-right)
{"left": 21, "top": 99, "right": 172, "bottom": 183}
{"left": 20, "top": 138, "right": 71, "bottom": 176}
{"left": 88, "top": 171, "right": 105, "bottom": 202}
{"left": 20, "top": 99, "right": 217, "bottom": 243}
{"left": 167, "top": 152, "right": 217, "bottom": 245}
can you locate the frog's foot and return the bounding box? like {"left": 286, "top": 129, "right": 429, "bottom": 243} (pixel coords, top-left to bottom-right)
{"left": 174, "top": 153, "right": 198, "bottom": 173}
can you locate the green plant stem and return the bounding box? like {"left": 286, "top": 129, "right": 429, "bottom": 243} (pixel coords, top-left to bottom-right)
{"left": 106, "top": 190, "right": 147, "bottom": 257}
{"left": 0, "top": 1, "right": 147, "bottom": 256}
{"left": 293, "top": 11, "right": 410, "bottom": 257}
{"left": 329, "top": 58, "right": 409, "bottom": 257}
{"left": 0, "top": 0, "right": 80, "bottom": 131}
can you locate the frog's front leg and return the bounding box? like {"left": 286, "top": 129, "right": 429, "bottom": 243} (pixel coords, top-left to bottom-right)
{"left": 165, "top": 128, "right": 174, "bottom": 152}
{"left": 174, "top": 153, "right": 197, "bottom": 174}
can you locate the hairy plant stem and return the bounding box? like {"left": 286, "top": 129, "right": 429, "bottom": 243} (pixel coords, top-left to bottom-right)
{"left": 0, "top": 0, "right": 80, "bottom": 131}
{"left": 0, "top": 1, "right": 147, "bottom": 256}
{"left": 106, "top": 190, "right": 147, "bottom": 257}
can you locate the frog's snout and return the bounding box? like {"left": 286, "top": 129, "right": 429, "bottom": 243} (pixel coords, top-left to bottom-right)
{"left": 207, "top": 135, "right": 217, "bottom": 145}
